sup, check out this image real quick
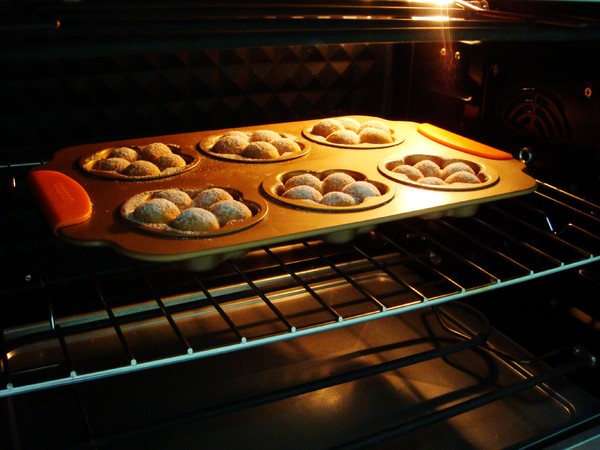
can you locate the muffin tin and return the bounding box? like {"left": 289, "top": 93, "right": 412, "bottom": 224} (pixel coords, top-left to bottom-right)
{"left": 198, "top": 130, "right": 310, "bottom": 162}
{"left": 79, "top": 143, "right": 200, "bottom": 180}
{"left": 379, "top": 154, "right": 499, "bottom": 191}
{"left": 29, "top": 116, "right": 537, "bottom": 269}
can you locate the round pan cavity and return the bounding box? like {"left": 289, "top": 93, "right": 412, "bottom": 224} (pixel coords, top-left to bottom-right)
{"left": 302, "top": 117, "right": 404, "bottom": 149}
{"left": 121, "top": 187, "right": 267, "bottom": 238}
{"left": 379, "top": 154, "right": 499, "bottom": 191}
{"left": 198, "top": 130, "right": 310, "bottom": 163}
{"left": 79, "top": 144, "right": 200, "bottom": 181}
{"left": 262, "top": 169, "right": 395, "bottom": 212}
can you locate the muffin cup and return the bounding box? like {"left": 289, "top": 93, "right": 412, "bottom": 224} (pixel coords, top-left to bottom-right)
{"left": 79, "top": 144, "right": 200, "bottom": 181}
{"left": 121, "top": 187, "right": 267, "bottom": 238}
{"left": 379, "top": 154, "right": 499, "bottom": 191}
{"left": 262, "top": 169, "right": 395, "bottom": 212}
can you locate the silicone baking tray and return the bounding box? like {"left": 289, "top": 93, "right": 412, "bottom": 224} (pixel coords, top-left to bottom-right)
{"left": 29, "top": 116, "right": 537, "bottom": 270}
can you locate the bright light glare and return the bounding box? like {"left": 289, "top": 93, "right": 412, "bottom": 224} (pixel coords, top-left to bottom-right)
{"left": 407, "top": 0, "right": 454, "bottom": 5}
{"left": 411, "top": 15, "right": 451, "bottom": 21}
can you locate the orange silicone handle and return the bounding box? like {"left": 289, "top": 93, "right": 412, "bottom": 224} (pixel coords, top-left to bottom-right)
{"left": 28, "top": 170, "right": 92, "bottom": 234}
{"left": 418, "top": 123, "right": 513, "bottom": 160}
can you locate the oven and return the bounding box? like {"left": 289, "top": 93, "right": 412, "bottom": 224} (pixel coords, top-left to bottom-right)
{"left": 2, "top": 1, "right": 600, "bottom": 449}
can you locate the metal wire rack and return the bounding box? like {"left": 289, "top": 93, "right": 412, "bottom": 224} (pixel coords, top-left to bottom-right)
{"left": 1, "top": 162, "right": 599, "bottom": 398}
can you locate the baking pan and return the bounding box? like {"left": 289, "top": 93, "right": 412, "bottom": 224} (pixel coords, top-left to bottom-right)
{"left": 28, "top": 116, "right": 537, "bottom": 269}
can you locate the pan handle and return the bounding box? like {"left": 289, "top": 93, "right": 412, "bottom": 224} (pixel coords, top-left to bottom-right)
{"left": 28, "top": 170, "right": 92, "bottom": 235}
{"left": 417, "top": 123, "right": 513, "bottom": 160}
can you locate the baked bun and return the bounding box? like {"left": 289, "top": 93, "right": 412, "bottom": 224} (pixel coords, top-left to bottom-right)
{"left": 141, "top": 143, "right": 172, "bottom": 162}
{"left": 121, "top": 160, "right": 161, "bottom": 177}
{"left": 392, "top": 164, "right": 422, "bottom": 181}
{"left": 281, "top": 185, "right": 324, "bottom": 203}
{"left": 342, "top": 181, "right": 381, "bottom": 202}
{"left": 358, "top": 120, "right": 390, "bottom": 134}
{"left": 312, "top": 119, "right": 345, "bottom": 137}
{"left": 250, "top": 129, "right": 282, "bottom": 143}
{"left": 326, "top": 130, "right": 360, "bottom": 145}
{"left": 359, "top": 127, "right": 393, "bottom": 144}
{"left": 445, "top": 171, "right": 480, "bottom": 184}
{"left": 211, "top": 135, "right": 248, "bottom": 155}
{"left": 156, "top": 153, "right": 186, "bottom": 171}
{"left": 271, "top": 138, "right": 302, "bottom": 155}
{"left": 193, "top": 188, "right": 234, "bottom": 209}
{"left": 440, "top": 162, "right": 475, "bottom": 179}
{"left": 133, "top": 198, "right": 180, "bottom": 224}
{"left": 414, "top": 160, "right": 441, "bottom": 178}
{"left": 322, "top": 172, "right": 356, "bottom": 193}
{"left": 284, "top": 173, "right": 323, "bottom": 193}
{"left": 209, "top": 199, "right": 253, "bottom": 226}
{"left": 337, "top": 117, "right": 361, "bottom": 132}
{"left": 109, "top": 147, "right": 139, "bottom": 162}
{"left": 170, "top": 208, "right": 220, "bottom": 232}
{"left": 418, "top": 176, "right": 446, "bottom": 186}
{"left": 153, "top": 189, "right": 192, "bottom": 210}
{"left": 321, "top": 191, "right": 356, "bottom": 207}
{"left": 94, "top": 157, "right": 130, "bottom": 172}
{"left": 241, "top": 142, "right": 280, "bottom": 159}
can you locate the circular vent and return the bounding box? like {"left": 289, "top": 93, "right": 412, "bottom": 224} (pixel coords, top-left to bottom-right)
{"left": 496, "top": 83, "right": 571, "bottom": 145}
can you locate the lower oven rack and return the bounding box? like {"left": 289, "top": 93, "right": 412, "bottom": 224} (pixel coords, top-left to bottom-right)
{"left": 1, "top": 162, "right": 600, "bottom": 398}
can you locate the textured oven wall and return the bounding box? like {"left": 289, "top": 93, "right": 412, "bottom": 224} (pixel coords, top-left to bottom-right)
{"left": 0, "top": 43, "right": 404, "bottom": 163}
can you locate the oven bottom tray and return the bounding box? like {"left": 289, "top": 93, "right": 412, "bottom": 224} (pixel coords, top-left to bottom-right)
{"left": 3, "top": 300, "right": 598, "bottom": 450}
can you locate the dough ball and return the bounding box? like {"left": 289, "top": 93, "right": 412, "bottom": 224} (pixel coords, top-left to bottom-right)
{"left": 413, "top": 160, "right": 441, "bottom": 178}
{"left": 153, "top": 189, "right": 192, "bottom": 210}
{"left": 440, "top": 162, "right": 475, "bottom": 180}
{"left": 337, "top": 117, "right": 361, "bottom": 132}
{"left": 241, "top": 141, "right": 280, "bottom": 159}
{"left": 358, "top": 127, "right": 393, "bottom": 144}
{"left": 445, "top": 171, "right": 481, "bottom": 184}
{"left": 281, "top": 185, "right": 323, "bottom": 203}
{"left": 250, "top": 129, "right": 281, "bottom": 143}
{"left": 358, "top": 120, "right": 390, "bottom": 134}
{"left": 109, "top": 147, "right": 139, "bottom": 162}
{"left": 94, "top": 157, "right": 130, "bottom": 172}
{"left": 209, "top": 199, "right": 253, "bottom": 226}
{"left": 155, "top": 153, "right": 187, "bottom": 171}
{"left": 284, "top": 173, "right": 323, "bottom": 193}
{"left": 342, "top": 181, "right": 381, "bottom": 203}
{"left": 141, "top": 143, "right": 172, "bottom": 162}
{"left": 418, "top": 176, "right": 446, "bottom": 186}
{"left": 271, "top": 138, "right": 302, "bottom": 155}
{"left": 193, "top": 188, "right": 234, "bottom": 209}
{"left": 321, "top": 191, "right": 356, "bottom": 207}
{"left": 392, "top": 164, "right": 423, "bottom": 181}
{"left": 312, "top": 119, "right": 344, "bottom": 137}
{"left": 122, "top": 160, "right": 161, "bottom": 177}
{"left": 171, "top": 208, "right": 220, "bottom": 232}
{"left": 133, "top": 198, "right": 180, "bottom": 224}
{"left": 326, "top": 130, "right": 360, "bottom": 145}
{"left": 322, "top": 172, "right": 356, "bottom": 193}
{"left": 211, "top": 135, "right": 248, "bottom": 155}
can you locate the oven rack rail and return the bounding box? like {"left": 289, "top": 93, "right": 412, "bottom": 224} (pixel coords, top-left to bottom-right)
{"left": 1, "top": 171, "right": 600, "bottom": 397}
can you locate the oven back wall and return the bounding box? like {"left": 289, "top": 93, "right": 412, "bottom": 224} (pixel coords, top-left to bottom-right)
{"left": 0, "top": 43, "right": 403, "bottom": 163}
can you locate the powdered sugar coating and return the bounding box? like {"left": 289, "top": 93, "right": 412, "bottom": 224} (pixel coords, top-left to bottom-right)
{"left": 440, "top": 162, "right": 475, "bottom": 180}
{"left": 342, "top": 181, "right": 381, "bottom": 202}
{"left": 193, "top": 188, "right": 234, "bottom": 209}
{"left": 109, "top": 147, "right": 139, "bottom": 162}
{"left": 212, "top": 135, "right": 249, "bottom": 155}
{"left": 242, "top": 142, "right": 280, "bottom": 159}
{"left": 392, "top": 164, "right": 422, "bottom": 181}
{"left": 312, "top": 119, "right": 345, "bottom": 137}
{"left": 418, "top": 176, "right": 446, "bottom": 186}
{"left": 326, "top": 130, "right": 360, "bottom": 145}
{"left": 122, "top": 160, "right": 161, "bottom": 177}
{"left": 284, "top": 173, "right": 323, "bottom": 193}
{"left": 94, "top": 157, "right": 130, "bottom": 172}
{"left": 359, "top": 127, "right": 393, "bottom": 144}
{"left": 156, "top": 153, "right": 186, "bottom": 171}
{"left": 271, "top": 138, "right": 301, "bottom": 155}
{"left": 337, "top": 117, "right": 361, "bottom": 132}
{"left": 322, "top": 172, "right": 356, "bottom": 193}
{"left": 209, "top": 199, "right": 253, "bottom": 226}
{"left": 153, "top": 189, "right": 192, "bottom": 210}
{"left": 414, "top": 160, "right": 441, "bottom": 179}
{"left": 171, "top": 208, "right": 220, "bottom": 232}
{"left": 445, "top": 171, "right": 480, "bottom": 184}
{"left": 250, "top": 129, "right": 282, "bottom": 143}
{"left": 281, "top": 185, "right": 324, "bottom": 203}
{"left": 141, "top": 142, "right": 172, "bottom": 162}
{"left": 133, "top": 198, "right": 180, "bottom": 224}
{"left": 358, "top": 120, "right": 390, "bottom": 134}
{"left": 321, "top": 191, "right": 357, "bottom": 206}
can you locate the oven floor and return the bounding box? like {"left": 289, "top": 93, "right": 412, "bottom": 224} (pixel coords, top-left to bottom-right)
{"left": 2, "top": 303, "right": 598, "bottom": 450}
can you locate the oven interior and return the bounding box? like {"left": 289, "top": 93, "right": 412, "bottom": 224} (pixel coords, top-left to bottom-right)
{"left": 2, "top": 2, "right": 600, "bottom": 449}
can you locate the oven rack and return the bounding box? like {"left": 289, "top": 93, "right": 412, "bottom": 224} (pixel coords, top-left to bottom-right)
{"left": 1, "top": 162, "right": 600, "bottom": 397}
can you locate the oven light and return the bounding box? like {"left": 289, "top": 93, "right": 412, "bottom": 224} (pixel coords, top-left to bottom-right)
{"left": 411, "top": 15, "right": 451, "bottom": 21}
